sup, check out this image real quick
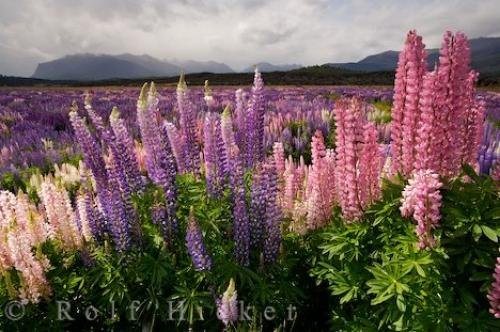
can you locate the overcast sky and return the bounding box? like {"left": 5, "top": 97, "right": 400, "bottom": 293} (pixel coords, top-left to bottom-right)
{"left": 1, "top": 0, "right": 499, "bottom": 77}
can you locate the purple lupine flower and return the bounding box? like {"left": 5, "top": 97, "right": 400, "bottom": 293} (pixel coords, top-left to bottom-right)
{"left": 69, "top": 106, "right": 114, "bottom": 232}
{"left": 479, "top": 122, "right": 500, "bottom": 175}
{"left": 84, "top": 95, "right": 114, "bottom": 149}
{"left": 227, "top": 143, "right": 250, "bottom": 266}
{"left": 263, "top": 160, "right": 281, "bottom": 265}
{"left": 105, "top": 150, "right": 131, "bottom": 251}
{"left": 177, "top": 74, "right": 200, "bottom": 173}
{"left": 215, "top": 116, "right": 229, "bottom": 184}
{"left": 186, "top": 208, "right": 212, "bottom": 271}
{"left": 82, "top": 189, "right": 104, "bottom": 242}
{"left": 250, "top": 166, "right": 267, "bottom": 249}
{"left": 159, "top": 123, "right": 179, "bottom": 241}
{"left": 216, "top": 278, "right": 238, "bottom": 326}
{"left": 69, "top": 106, "right": 107, "bottom": 186}
{"left": 204, "top": 112, "right": 220, "bottom": 198}
{"left": 203, "top": 112, "right": 228, "bottom": 199}
{"left": 246, "top": 68, "right": 265, "bottom": 168}
{"left": 109, "top": 107, "right": 144, "bottom": 194}
{"left": 137, "top": 83, "right": 178, "bottom": 243}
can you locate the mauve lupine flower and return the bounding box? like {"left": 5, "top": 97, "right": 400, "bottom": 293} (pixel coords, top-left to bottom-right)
{"left": 217, "top": 278, "right": 238, "bottom": 326}
{"left": 487, "top": 257, "right": 500, "bottom": 318}
{"left": 306, "top": 131, "right": 336, "bottom": 229}
{"left": 204, "top": 80, "right": 216, "bottom": 111}
{"left": 186, "top": 208, "right": 212, "bottom": 271}
{"left": 390, "top": 30, "right": 427, "bottom": 176}
{"left": 75, "top": 191, "right": 94, "bottom": 242}
{"left": 109, "top": 107, "right": 144, "bottom": 194}
{"left": 164, "top": 121, "right": 186, "bottom": 173}
{"left": 221, "top": 105, "right": 238, "bottom": 174}
{"left": 400, "top": 170, "right": 443, "bottom": 249}
{"left": 263, "top": 160, "right": 282, "bottom": 265}
{"left": 234, "top": 89, "right": 247, "bottom": 155}
{"left": 492, "top": 163, "right": 500, "bottom": 181}
{"left": 39, "top": 178, "right": 82, "bottom": 250}
{"left": 177, "top": 74, "right": 201, "bottom": 173}
{"left": 227, "top": 143, "right": 250, "bottom": 265}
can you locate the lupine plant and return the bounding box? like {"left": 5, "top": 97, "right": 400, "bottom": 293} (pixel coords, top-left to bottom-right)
{"left": 0, "top": 29, "right": 498, "bottom": 331}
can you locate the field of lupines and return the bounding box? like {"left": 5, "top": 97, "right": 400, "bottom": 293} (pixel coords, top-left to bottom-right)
{"left": 0, "top": 30, "right": 499, "bottom": 331}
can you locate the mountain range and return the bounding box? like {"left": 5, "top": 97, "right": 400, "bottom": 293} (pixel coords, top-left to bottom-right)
{"left": 30, "top": 37, "right": 500, "bottom": 81}
{"left": 31, "top": 54, "right": 300, "bottom": 81}
{"left": 328, "top": 37, "right": 500, "bottom": 74}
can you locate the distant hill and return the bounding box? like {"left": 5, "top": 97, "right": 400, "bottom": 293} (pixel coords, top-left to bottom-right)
{"left": 171, "top": 60, "right": 234, "bottom": 74}
{"left": 327, "top": 37, "right": 500, "bottom": 74}
{"left": 32, "top": 54, "right": 235, "bottom": 81}
{"left": 243, "top": 62, "right": 302, "bottom": 72}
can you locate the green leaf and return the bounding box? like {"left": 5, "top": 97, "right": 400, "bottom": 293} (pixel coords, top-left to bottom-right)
{"left": 481, "top": 225, "right": 498, "bottom": 242}
{"left": 396, "top": 294, "right": 406, "bottom": 312}
{"left": 472, "top": 224, "right": 483, "bottom": 241}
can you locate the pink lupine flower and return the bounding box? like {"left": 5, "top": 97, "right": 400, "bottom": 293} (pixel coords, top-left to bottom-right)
{"left": 400, "top": 170, "right": 443, "bottom": 249}
{"left": 0, "top": 191, "right": 51, "bottom": 303}
{"left": 391, "top": 30, "right": 427, "bottom": 176}
{"left": 335, "top": 98, "right": 381, "bottom": 221}
{"left": 282, "top": 156, "right": 296, "bottom": 216}
{"left": 435, "top": 31, "right": 473, "bottom": 176}
{"left": 0, "top": 190, "right": 17, "bottom": 270}
{"left": 273, "top": 142, "right": 285, "bottom": 177}
{"left": 15, "top": 192, "right": 51, "bottom": 247}
{"left": 40, "top": 179, "right": 82, "bottom": 250}
{"left": 306, "top": 131, "right": 336, "bottom": 229}
{"left": 488, "top": 257, "right": 500, "bottom": 318}
{"left": 273, "top": 142, "right": 286, "bottom": 207}
{"left": 134, "top": 140, "right": 147, "bottom": 173}
{"left": 7, "top": 226, "right": 51, "bottom": 303}
{"left": 415, "top": 69, "right": 441, "bottom": 172}
{"left": 359, "top": 122, "right": 382, "bottom": 206}
{"left": 461, "top": 71, "right": 485, "bottom": 169}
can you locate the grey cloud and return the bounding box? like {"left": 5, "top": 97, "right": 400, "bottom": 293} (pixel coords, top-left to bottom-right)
{"left": 242, "top": 27, "right": 296, "bottom": 45}
{"left": 0, "top": 0, "right": 499, "bottom": 76}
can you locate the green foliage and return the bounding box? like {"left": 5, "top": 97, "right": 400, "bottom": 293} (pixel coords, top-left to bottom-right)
{"left": 370, "top": 100, "right": 392, "bottom": 124}
{"left": 0, "top": 173, "right": 312, "bottom": 331}
{"left": 310, "top": 168, "right": 500, "bottom": 331}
